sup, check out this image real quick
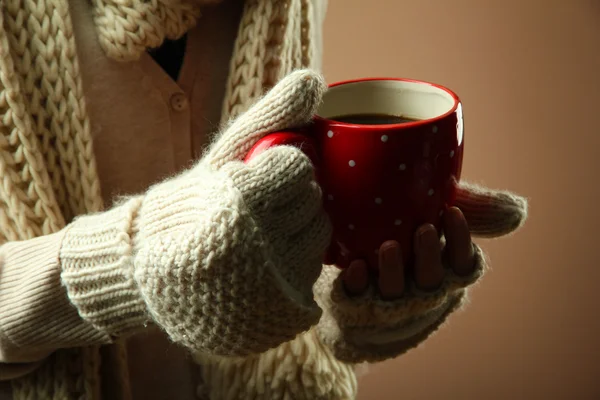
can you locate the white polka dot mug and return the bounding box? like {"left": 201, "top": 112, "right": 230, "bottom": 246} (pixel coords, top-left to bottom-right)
{"left": 245, "top": 78, "right": 464, "bottom": 271}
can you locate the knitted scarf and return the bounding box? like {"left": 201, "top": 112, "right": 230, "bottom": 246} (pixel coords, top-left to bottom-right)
{"left": 0, "top": 0, "right": 322, "bottom": 398}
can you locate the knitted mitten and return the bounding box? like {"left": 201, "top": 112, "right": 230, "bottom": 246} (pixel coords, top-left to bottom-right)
{"left": 59, "top": 70, "right": 332, "bottom": 357}
{"left": 314, "top": 182, "right": 528, "bottom": 363}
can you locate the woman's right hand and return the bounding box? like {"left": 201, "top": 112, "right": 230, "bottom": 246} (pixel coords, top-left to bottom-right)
{"left": 60, "top": 70, "right": 332, "bottom": 357}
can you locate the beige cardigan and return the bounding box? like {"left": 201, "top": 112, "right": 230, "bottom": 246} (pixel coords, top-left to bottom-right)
{"left": 0, "top": 0, "right": 496, "bottom": 399}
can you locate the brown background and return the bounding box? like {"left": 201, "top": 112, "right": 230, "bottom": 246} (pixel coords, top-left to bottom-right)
{"left": 321, "top": 1, "right": 600, "bottom": 399}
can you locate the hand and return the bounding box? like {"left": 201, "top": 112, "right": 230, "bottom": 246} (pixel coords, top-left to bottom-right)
{"left": 314, "top": 181, "right": 527, "bottom": 363}
{"left": 135, "top": 70, "right": 331, "bottom": 354}
{"left": 61, "top": 70, "right": 331, "bottom": 357}
{"left": 342, "top": 207, "right": 475, "bottom": 299}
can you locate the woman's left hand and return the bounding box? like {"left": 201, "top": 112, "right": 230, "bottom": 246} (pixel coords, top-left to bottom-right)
{"left": 342, "top": 207, "right": 476, "bottom": 299}
{"left": 314, "top": 182, "right": 526, "bottom": 363}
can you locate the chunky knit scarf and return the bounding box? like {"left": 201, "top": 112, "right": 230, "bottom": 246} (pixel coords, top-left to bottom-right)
{"left": 0, "top": 0, "right": 322, "bottom": 398}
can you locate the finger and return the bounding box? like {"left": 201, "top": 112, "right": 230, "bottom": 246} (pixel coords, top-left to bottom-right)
{"left": 206, "top": 70, "right": 327, "bottom": 168}
{"left": 342, "top": 260, "right": 370, "bottom": 296}
{"left": 455, "top": 181, "right": 528, "bottom": 238}
{"left": 413, "top": 224, "right": 445, "bottom": 291}
{"left": 270, "top": 180, "right": 322, "bottom": 235}
{"left": 443, "top": 207, "right": 475, "bottom": 276}
{"left": 378, "top": 241, "right": 405, "bottom": 300}
{"left": 230, "top": 146, "right": 316, "bottom": 210}
{"left": 286, "top": 210, "right": 332, "bottom": 264}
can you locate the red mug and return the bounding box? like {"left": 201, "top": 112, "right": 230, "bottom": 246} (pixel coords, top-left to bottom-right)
{"left": 245, "top": 78, "right": 464, "bottom": 270}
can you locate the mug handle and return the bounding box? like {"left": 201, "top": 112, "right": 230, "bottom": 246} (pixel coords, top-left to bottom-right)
{"left": 244, "top": 131, "right": 319, "bottom": 166}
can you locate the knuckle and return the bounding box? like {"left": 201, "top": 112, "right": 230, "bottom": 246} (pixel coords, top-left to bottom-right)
{"left": 287, "top": 213, "right": 331, "bottom": 258}
{"left": 296, "top": 181, "right": 323, "bottom": 208}
{"left": 277, "top": 146, "right": 314, "bottom": 172}
{"left": 248, "top": 146, "right": 315, "bottom": 185}
{"left": 311, "top": 212, "right": 333, "bottom": 248}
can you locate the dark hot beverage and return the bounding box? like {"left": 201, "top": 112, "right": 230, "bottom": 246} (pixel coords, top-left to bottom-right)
{"left": 330, "top": 113, "right": 419, "bottom": 125}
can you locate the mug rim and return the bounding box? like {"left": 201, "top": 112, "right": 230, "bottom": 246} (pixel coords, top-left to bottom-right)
{"left": 314, "top": 77, "right": 461, "bottom": 130}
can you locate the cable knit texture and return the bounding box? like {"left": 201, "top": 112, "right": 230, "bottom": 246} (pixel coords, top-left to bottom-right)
{"left": 220, "top": 0, "right": 324, "bottom": 122}
{"left": 195, "top": 329, "right": 358, "bottom": 400}
{"left": 60, "top": 70, "right": 332, "bottom": 356}
{"left": 1, "top": 0, "right": 105, "bottom": 397}
{"left": 92, "top": 0, "right": 205, "bottom": 62}
{"left": 0, "top": 0, "right": 327, "bottom": 397}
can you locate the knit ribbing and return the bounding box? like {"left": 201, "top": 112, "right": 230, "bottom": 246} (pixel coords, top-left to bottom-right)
{"left": 60, "top": 197, "right": 149, "bottom": 338}
{"left": 0, "top": 233, "right": 106, "bottom": 398}
{"left": 456, "top": 181, "right": 529, "bottom": 237}
{"left": 0, "top": 233, "right": 108, "bottom": 357}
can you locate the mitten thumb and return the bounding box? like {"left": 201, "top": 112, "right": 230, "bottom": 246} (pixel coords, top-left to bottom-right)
{"left": 203, "top": 69, "right": 327, "bottom": 169}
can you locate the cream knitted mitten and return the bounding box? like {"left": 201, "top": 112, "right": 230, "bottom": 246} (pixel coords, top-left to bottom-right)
{"left": 59, "top": 70, "right": 332, "bottom": 357}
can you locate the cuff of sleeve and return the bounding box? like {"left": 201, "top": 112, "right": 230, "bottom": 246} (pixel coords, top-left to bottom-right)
{"left": 0, "top": 232, "right": 107, "bottom": 365}
{"left": 59, "top": 197, "right": 150, "bottom": 339}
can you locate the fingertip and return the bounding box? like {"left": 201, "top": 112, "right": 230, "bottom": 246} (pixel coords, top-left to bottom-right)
{"left": 380, "top": 240, "right": 400, "bottom": 254}
{"left": 416, "top": 223, "right": 436, "bottom": 236}
{"left": 414, "top": 224, "right": 437, "bottom": 254}
{"left": 448, "top": 206, "right": 463, "bottom": 217}
{"left": 443, "top": 207, "right": 475, "bottom": 276}
{"left": 445, "top": 206, "right": 471, "bottom": 240}
{"left": 379, "top": 241, "right": 401, "bottom": 270}
{"left": 446, "top": 206, "right": 466, "bottom": 223}
{"left": 343, "top": 260, "right": 369, "bottom": 295}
